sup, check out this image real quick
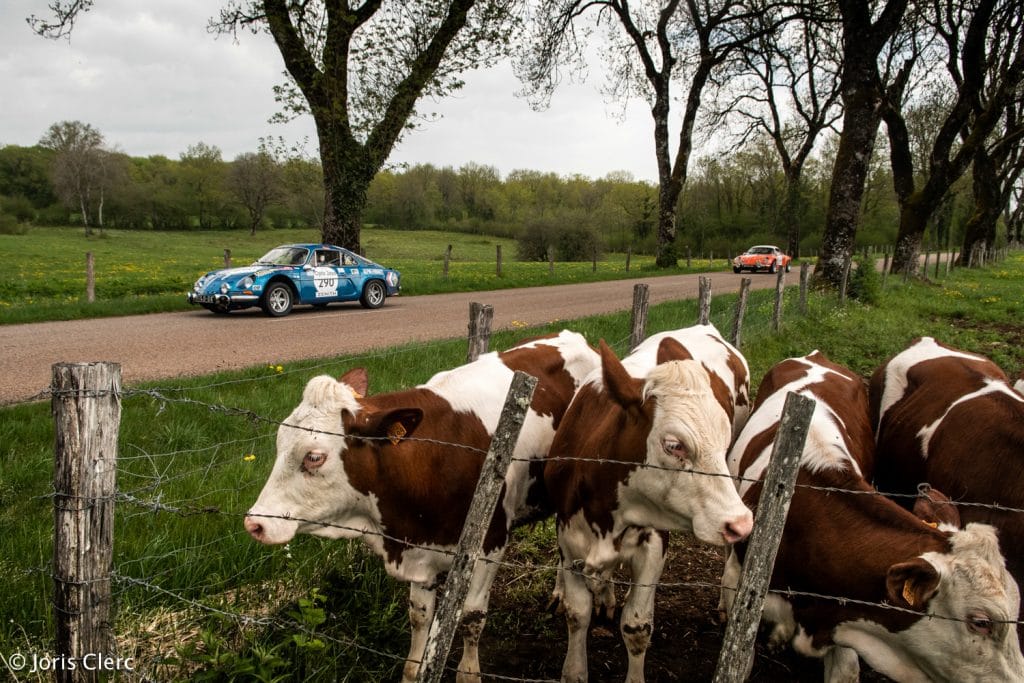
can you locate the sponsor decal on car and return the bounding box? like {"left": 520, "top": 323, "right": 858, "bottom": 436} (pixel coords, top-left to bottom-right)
{"left": 313, "top": 267, "right": 339, "bottom": 298}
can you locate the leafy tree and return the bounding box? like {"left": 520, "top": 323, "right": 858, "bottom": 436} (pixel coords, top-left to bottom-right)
{"left": 180, "top": 142, "right": 228, "bottom": 230}
{"left": 518, "top": 0, "right": 796, "bottom": 267}
{"left": 0, "top": 145, "right": 57, "bottom": 208}
{"left": 884, "top": 0, "right": 1024, "bottom": 274}
{"left": 38, "top": 120, "right": 111, "bottom": 234}
{"left": 31, "top": 1, "right": 522, "bottom": 251}
{"left": 230, "top": 150, "right": 284, "bottom": 235}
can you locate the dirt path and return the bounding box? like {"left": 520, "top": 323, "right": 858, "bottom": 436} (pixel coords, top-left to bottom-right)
{"left": 0, "top": 270, "right": 786, "bottom": 404}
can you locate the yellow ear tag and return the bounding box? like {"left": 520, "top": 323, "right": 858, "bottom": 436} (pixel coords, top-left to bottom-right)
{"left": 387, "top": 421, "right": 407, "bottom": 445}
{"left": 926, "top": 521, "right": 938, "bottom": 528}
{"left": 902, "top": 580, "right": 916, "bottom": 607}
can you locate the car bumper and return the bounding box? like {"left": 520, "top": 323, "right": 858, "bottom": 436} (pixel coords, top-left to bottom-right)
{"left": 188, "top": 292, "right": 260, "bottom": 306}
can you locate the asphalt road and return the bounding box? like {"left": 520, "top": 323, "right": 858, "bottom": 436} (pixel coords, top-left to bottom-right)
{"left": 0, "top": 269, "right": 789, "bottom": 405}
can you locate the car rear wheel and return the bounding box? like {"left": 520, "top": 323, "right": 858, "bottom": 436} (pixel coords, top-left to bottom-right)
{"left": 360, "top": 280, "right": 386, "bottom": 309}
{"left": 733, "top": 266, "right": 741, "bottom": 274}
{"left": 261, "top": 282, "right": 294, "bottom": 317}
{"left": 785, "top": 262, "right": 791, "bottom": 272}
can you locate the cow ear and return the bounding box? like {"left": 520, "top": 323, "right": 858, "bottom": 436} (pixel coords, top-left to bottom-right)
{"left": 350, "top": 408, "right": 423, "bottom": 445}
{"left": 913, "top": 487, "right": 962, "bottom": 529}
{"left": 339, "top": 368, "right": 369, "bottom": 398}
{"left": 886, "top": 558, "right": 940, "bottom": 611}
{"left": 656, "top": 337, "right": 691, "bottom": 364}
{"left": 600, "top": 340, "right": 644, "bottom": 410}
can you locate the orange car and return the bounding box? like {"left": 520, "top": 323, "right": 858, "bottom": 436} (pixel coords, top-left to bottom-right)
{"left": 732, "top": 245, "right": 792, "bottom": 274}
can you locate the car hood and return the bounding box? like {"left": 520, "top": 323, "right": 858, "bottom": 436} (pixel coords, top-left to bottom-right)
{"left": 203, "top": 265, "right": 297, "bottom": 280}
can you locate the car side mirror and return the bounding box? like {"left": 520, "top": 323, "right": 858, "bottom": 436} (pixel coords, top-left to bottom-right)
{"left": 303, "top": 264, "right": 313, "bottom": 271}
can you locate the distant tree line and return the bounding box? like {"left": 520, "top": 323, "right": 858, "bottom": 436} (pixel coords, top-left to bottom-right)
{"left": 0, "top": 119, "right": 996, "bottom": 261}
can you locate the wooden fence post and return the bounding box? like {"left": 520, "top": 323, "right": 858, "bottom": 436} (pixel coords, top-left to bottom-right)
{"left": 223, "top": 248, "right": 232, "bottom": 268}
{"left": 443, "top": 244, "right": 453, "bottom": 282}
{"left": 697, "top": 276, "right": 712, "bottom": 325}
{"left": 686, "top": 244, "right": 692, "bottom": 269}
{"left": 923, "top": 249, "right": 930, "bottom": 277}
{"left": 592, "top": 245, "right": 598, "bottom": 273}
{"left": 882, "top": 251, "right": 890, "bottom": 288}
{"left": 496, "top": 245, "right": 502, "bottom": 278}
{"left": 625, "top": 246, "right": 632, "bottom": 273}
{"left": 772, "top": 267, "right": 785, "bottom": 331}
{"left": 52, "top": 362, "right": 121, "bottom": 683}
{"left": 417, "top": 371, "right": 538, "bottom": 683}
{"left": 712, "top": 392, "right": 815, "bottom": 683}
{"left": 839, "top": 255, "right": 852, "bottom": 305}
{"left": 798, "top": 262, "right": 810, "bottom": 314}
{"left": 467, "top": 303, "right": 493, "bottom": 363}
{"left": 548, "top": 247, "right": 555, "bottom": 276}
{"left": 730, "top": 278, "right": 752, "bottom": 348}
{"left": 85, "top": 252, "right": 95, "bottom": 303}
{"left": 629, "top": 283, "right": 650, "bottom": 352}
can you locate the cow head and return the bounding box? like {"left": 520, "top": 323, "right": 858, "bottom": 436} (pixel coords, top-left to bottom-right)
{"left": 244, "top": 368, "right": 408, "bottom": 545}
{"left": 600, "top": 341, "right": 753, "bottom": 545}
{"left": 841, "top": 524, "right": 1024, "bottom": 682}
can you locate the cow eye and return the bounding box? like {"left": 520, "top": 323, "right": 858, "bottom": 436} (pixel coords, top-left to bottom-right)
{"left": 967, "top": 612, "right": 993, "bottom": 636}
{"left": 303, "top": 451, "right": 327, "bottom": 471}
{"left": 663, "top": 439, "right": 689, "bottom": 460}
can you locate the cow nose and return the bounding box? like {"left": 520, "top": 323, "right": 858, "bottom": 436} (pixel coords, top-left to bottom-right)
{"left": 244, "top": 515, "right": 266, "bottom": 542}
{"left": 723, "top": 513, "right": 753, "bottom": 544}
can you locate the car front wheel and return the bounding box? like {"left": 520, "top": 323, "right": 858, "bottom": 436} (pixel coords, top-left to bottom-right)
{"left": 733, "top": 266, "right": 741, "bottom": 274}
{"left": 360, "top": 280, "right": 386, "bottom": 309}
{"left": 261, "top": 282, "right": 294, "bottom": 317}
{"left": 769, "top": 261, "right": 777, "bottom": 274}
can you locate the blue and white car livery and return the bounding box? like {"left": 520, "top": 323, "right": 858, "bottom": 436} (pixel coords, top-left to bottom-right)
{"left": 188, "top": 243, "right": 401, "bottom": 316}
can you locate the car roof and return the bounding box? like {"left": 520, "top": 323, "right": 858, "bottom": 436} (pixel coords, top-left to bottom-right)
{"left": 749, "top": 245, "right": 780, "bottom": 249}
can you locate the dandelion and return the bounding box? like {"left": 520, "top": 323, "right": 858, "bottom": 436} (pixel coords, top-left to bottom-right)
{"left": 275, "top": 365, "right": 284, "bottom": 373}
{"left": 243, "top": 453, "right": 256, "bottom": 462}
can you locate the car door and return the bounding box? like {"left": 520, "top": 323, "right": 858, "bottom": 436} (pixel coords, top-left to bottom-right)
{"left": 299, "top": 249, "right": 357, "bottom": 303}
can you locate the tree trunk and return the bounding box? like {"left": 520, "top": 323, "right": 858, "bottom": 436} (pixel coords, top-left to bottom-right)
{"left": 961, "top": 146, "right": 1001, "bottom": 265}
{"left": 783, "top": 167, "right": 804, "bottom": 259}
{"left": 655, "top": 179, "right": 682, "bottom": 267}
{"left": 891, "top": 198, "right": 931, "bottom": 276}
{"left": 817, "top": 89, "right": 883, "bottom": 285}
{"left": 317, "top": 121, "right": 375, "bottom": 252}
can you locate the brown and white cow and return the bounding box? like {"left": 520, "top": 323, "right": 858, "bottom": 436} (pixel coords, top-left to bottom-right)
{"left": 870, "top": 335, "right": 1024, "bottom": 591}
{"left": 723, "top": 351, "right": 1024, "bottom": 683}
{"left": 545, "top": 324, "right": 753, "bottom": 683}
{"left": 244, "top": 330, "right": 600, "bottom": 683}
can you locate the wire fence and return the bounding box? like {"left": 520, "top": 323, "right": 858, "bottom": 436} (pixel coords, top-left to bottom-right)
{"left": 15, "top": 254, "right": 1024, "bottom": 682}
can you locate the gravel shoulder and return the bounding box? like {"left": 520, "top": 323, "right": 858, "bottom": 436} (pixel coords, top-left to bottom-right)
{"left": 0, "top": 270, "right": 783, "bottom": 404}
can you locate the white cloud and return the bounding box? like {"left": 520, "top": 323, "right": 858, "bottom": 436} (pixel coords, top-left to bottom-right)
{"left": 1, "top": 0, "right": 660, "bottom": 180}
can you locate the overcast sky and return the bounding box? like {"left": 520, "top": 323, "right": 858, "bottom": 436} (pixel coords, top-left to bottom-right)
{"left": 1, "top": 0, "right": 661, "bottom": 181}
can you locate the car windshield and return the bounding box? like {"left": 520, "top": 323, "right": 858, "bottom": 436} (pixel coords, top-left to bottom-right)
{"left": 255, "top": 247, "right": 309, "bottom": 266}
{"left": 747, "top": 247, "right": 774, "bottom": 255}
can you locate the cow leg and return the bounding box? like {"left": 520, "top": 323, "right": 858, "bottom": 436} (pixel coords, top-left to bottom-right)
{"left": 619, "top": 532, "right": 665, "bottom": 683}
{"left": 560, "top": 556, "right": 594, "bottom": 683}
{"left": 823, "top": 646, "right": 860, "bottom": 683}
{"left": 402, "top": 583, "right": 436, "bottom": 683}
{"left": 718, "top": 547, "right": 741, "bottom": 622}
{"left": 455, "top": 555, "right": 501, "bottom": 683}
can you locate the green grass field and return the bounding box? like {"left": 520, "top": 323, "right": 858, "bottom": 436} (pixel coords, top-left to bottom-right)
{"left": 0, "top": 226, "right": 730, "bottom": 325}
{"left": 1, "top": 253, "right": 1022, "bottom": 680}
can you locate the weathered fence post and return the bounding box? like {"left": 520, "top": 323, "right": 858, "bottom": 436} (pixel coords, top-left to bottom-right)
{"left": 52, "top": 362, "right": 121, "bottom": 683}
{"left": 625, "top": 246, "right": 632, "bottom": 273}
{"left": 443, "top": 244, "right": 453, "bottom": 282}
{"left": 416, "top": 371, "right": 538, "bottom": 683}
{"left": 772, "top": 267, "right": 785, "bottom": 331}
{"left": 839, "top": 255, "right": 852, "bottom": 305}
{"left": 467, "top": 302, "right": 493, "bottom": 363}
{"left": 923, "top": 249, "right": 931, "bottom": 277}
{"left": 686, "top": 244, "right": 692, "bottom": 269}
{"left": 592, "top": 244, "right": 598, "bottom": 273}
{"left": 85, "top": 252, "right": 95, "bottom": 303}
{"left": 223, "top": 248, "right": 232, "bottom": 269}
{"left": 882, "top": 250, "right": 891, "bottom": 288}
{"left": 712, "top": 392, "right": 815, "bottom": 683}
{"left": 798, "top": 262, "right": 810, "bottom": 314}
{"left": 697, "top": 276, "right": 712, "bottom": 325}
{"left": 730, "top": 278, "right": 752, "bottom": 348}
{"left": 496, "top": 245, "right": 502, "bottom": 278}
{"left": 629, "top": 283, "right": 650, "bottom": 352}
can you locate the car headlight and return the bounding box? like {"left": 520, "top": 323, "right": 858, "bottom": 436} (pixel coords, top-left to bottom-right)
{"left": 239, "top": 276, "right": 254, "bottom": 289}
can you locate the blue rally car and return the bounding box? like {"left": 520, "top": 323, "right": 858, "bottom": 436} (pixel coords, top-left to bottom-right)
{"left": 188, "top": 243, "right": 400, "bottom": 316}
